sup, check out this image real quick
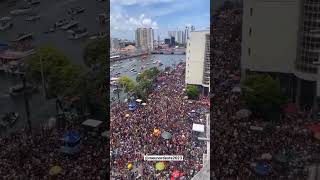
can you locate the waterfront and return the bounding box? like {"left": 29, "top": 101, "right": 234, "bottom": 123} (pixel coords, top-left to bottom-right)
{"left": 0, "top": 74, "right": 55, "bottom": 136}
{"left": 110, "top": 54, "right": 185, "bottom": 101}
{"left": 0, "top": 0, "right": 106, "bottom": 136}
{"left": 0, "top": 0, "right": 106, "bottom": 65}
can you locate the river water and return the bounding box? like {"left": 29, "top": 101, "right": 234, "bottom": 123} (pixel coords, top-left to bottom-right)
{"left": 0, "top": 0, "right": 107, "bottom": 65}
{"left": 0, "top": 0, "right": 106, "bottom": 136}
{"left": 110, "top": 54, "right": 186, "bottom": 101}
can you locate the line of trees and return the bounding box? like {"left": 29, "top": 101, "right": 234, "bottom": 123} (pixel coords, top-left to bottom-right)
{"left": 25, "top": 37, "right": 107, "bottom": 121}
{"left": 117, "top": 67, "right": 160, "bottom": 101}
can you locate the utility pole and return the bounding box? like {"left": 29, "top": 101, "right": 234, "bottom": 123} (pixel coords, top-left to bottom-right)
{"left": 22, "top": 75, "right": 32, "bottom": 134}
{"left": 39, "top": 54, "right": 46, "bottom": 102}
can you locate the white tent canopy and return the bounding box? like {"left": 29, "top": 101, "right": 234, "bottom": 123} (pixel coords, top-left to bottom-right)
{"left": 192, "top": 123, "right": 205, "bottom": 133}
{"left": 82, "top": 119, "right": 103, "bottom": 128}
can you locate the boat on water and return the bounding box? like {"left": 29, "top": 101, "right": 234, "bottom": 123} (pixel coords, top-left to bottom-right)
{"left": 0, "top": 17, "right": 13, "bottom": 31}
{"left": 10, "top": 6, "right": 33, "bottom": 15}
{"left": 28, "top": 0, "right": 41, "bottom": 5}
{"left": 0, "top": 112, "right": 19, "bottom": 128}
{"left": 88, "top": 32, "right": 107, "bottom": 40}
{"left": 25, "top": 15, "right": 40, "bottom": 21}
{"left": 55, "top": 19, "right": 69, "bottom": 27}
{"left": 12, "top": 33, "right": 33, "bottom": 42}
{"left": 68, "top": 28, "right": 88, "bottom": 40}
{"left": 68, "top": 7, "right": 85, "bottom": 15}
{"left": 44, "top": 27, "right": 56, "bottom": 34}
{"left": 9, "top": 84, "right": 37, "bottom": 96}
{"left": 110, "top": 81, "right": 118, "bottom": 86}
{"left": 60, "top": 20, "right": 79, "bottom": 30}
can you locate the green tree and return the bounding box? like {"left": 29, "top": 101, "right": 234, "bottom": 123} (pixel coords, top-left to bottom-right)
{"left": 186, "top": 85, "right": 200, "bottom": 100}
{"left": 241, "top": 74, "right": 286, "bottom": 121}
{"left": 80, "top": 70, "right": 107, "bottom": 121}
{"left": 136, "top": 67, "right": 160, "bottom": 82}
{"left": 133, "top": 79, "right": 153, "bottom": 100}
{"left": 25, "top": 46, "right": 83, "bottom": 98}
{"left": 83, "top": 38, "right": 107, "bottom": 67}
{"left": 82, "top": 39, "right": 108, "bottom": 121}
{"left": 118, "top": 76, "right": 135, "bottom": 93}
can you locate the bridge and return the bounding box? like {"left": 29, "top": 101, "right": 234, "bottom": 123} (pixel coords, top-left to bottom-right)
{"left": 151, "top": 48, "right": 186, "bottom": 55}
{"left": 110, "top": 53, "right": 149, "bottom": 62}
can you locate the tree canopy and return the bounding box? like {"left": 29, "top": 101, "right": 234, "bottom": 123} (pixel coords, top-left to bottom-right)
{"left": 136, "top": 67, "right": 160, "bottom": 82}
{"left": 25, "top": 46, "right": 83, "bottom": 98}
{"left": 118, "top": 76, "right": 135, "bottom": 93}
{"left": 83, "top": 38, "right": 107, "bottom": 67}
{"left": 241, "top": 74, "right": 286, "bottom": 121}
{"left": 186, "top": 85, "right": 200, "bottom": 100}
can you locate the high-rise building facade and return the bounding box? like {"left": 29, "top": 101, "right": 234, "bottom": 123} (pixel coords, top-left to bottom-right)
{"left": 185, "top": 30, "right": 210, "bottom": 95}
{"left": 135, "top": 28, "right": 154, "bottom": 51}
{"left": 112, "top": 38, "right": 120, "bottom": 50}
{"left": 168, "top": 30, "right": 186, "bottom": 45}
{"left": 241, "top": 0, "right": 320, "bottom": 113}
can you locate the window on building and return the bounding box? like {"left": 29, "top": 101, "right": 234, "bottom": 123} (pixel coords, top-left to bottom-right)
{"left": 250, "top": 8, "right": 253, "bottom": 16}
{"left": 248, "top": 48, "right": 251, "bottom": 56}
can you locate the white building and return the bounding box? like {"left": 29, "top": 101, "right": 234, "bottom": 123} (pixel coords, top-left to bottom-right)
{"left": 241, "top": 0, "right": 320, "bottom": 114}
{"left": 185, "top": 30, "right": 210, "bottom": 95}
{"left": 112, "top": 38, "right": 120, "bottom": 50}
{"left": 168, "top": 30, "right": 186, "bottom": 45}
{"left": 135, "top": 28, "right": 154, "bottom": 51}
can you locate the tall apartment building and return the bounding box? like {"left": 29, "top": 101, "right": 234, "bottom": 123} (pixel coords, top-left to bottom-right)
{"left": 135, "top": 28, "right": 154, "bottom": 51}
{"left": 185, "top": 30, "right": 210, "bottom": 95}
{"left": 168, "top": 30, "right": 186, "bottom": 44}
{"left": 112, "top": 38, "right": 120, "bottom": 50}
{"left": 241, "top": 0, "right": 320, "bottom": 112}
{"left": 110, "top": 37, "right": 114, "bottom": 50}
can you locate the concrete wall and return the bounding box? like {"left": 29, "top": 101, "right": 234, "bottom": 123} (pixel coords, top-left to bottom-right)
{"left": 241, "top": 0, "right": 300, "bottom": 75}
{"left": 186, "top": 31, "right": 209, "bottom": 86}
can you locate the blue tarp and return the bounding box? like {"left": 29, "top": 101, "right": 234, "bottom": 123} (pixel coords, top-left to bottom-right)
{"left": 63, "top": 130, "right": 81, "bottom": 144}
{"left": 128, "top": 102, "right": 137, "bottom": 111}
{"left": 254, "top": 163, "right": 270, "bottom": 176}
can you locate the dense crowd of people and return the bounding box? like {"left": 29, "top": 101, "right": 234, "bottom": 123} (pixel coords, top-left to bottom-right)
{"left": 110, "top": 63, "right": 209, "bottom": 179}
{"left": 0, "top": 124, "right": 108, "bottom": 179}
{"left": 211, "top": 9, "right": 320, "bottom": 179}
